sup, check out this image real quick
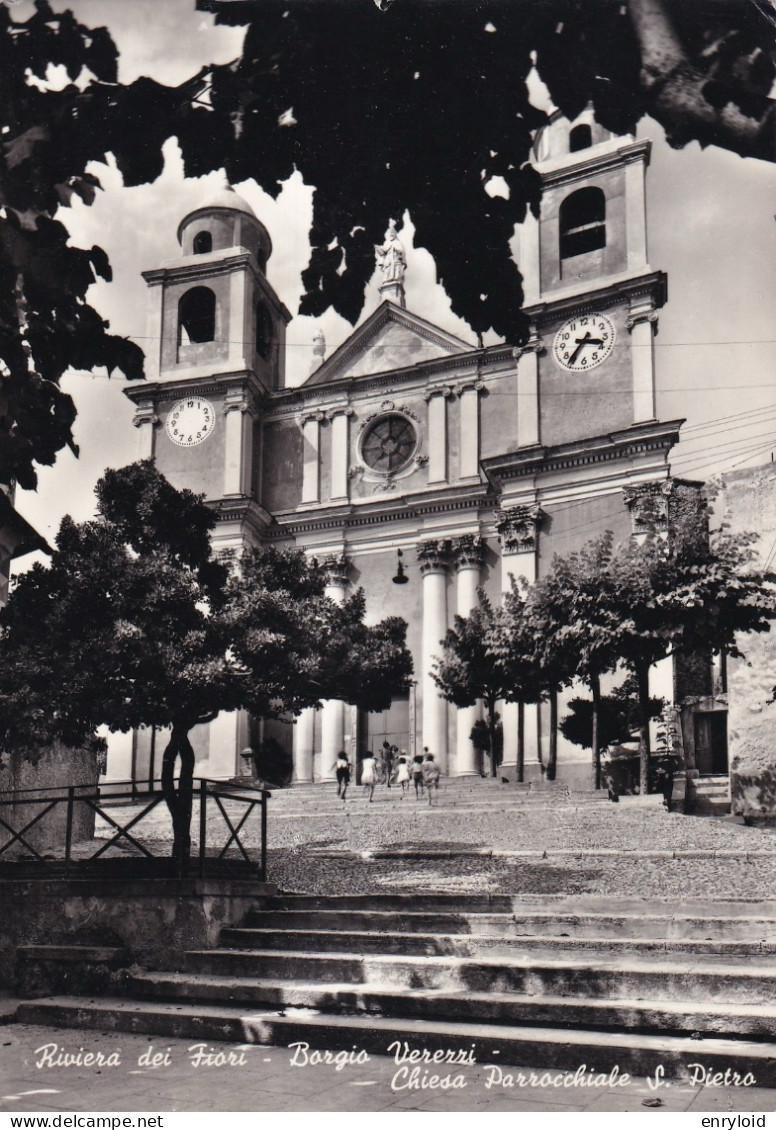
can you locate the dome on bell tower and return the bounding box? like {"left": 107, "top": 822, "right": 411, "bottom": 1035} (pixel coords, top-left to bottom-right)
{"left": 177, "top": 183, "right": 273, "bottom": 272}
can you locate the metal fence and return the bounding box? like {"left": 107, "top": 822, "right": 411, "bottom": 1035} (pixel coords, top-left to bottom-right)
{"left": 0, "top": 778, "right": 270, "bottom": 880}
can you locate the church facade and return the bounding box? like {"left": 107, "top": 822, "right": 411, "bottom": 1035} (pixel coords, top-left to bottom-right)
{"left": 119, "top": 109, "right": 688, "bottom": 789}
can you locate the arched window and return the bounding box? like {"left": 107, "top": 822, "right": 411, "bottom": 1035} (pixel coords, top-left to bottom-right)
{"left": 193, "top": 231, "right": 212, "bottom": 255}
{"left": 569, "top": 124, "right": 592, "bottom": 153}
{"left": 256, "top": 247, "right": 267, "bottom": 273}
{"left": 179, "top": 287, "right": 216, "bottom": 344}
{"left": 559, "top": 187, "right": 606, "bottom": 260}
{"left": 255, "top": 304, "right": 272, "bottom": 360}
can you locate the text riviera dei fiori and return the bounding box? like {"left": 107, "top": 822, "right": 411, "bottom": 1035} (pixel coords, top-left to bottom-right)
{"left": 33, "top": 1041, "right": 757, "bottom": 1092}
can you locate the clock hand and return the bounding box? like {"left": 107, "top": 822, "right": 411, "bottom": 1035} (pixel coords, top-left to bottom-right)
{"left": 568, "top": 332, "right": 592, "bottom": 365}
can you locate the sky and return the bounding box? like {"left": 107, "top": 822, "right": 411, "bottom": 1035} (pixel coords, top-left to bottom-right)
{"left": 11, "top": 0, "right": 776, "bottom": 552}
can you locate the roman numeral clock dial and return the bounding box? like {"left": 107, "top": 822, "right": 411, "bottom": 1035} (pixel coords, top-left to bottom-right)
{"left": 553, "top": 313, "right": 615, "bottom": 372}
{"left": 165, "top": 397, "right": 216, "bottom": 447}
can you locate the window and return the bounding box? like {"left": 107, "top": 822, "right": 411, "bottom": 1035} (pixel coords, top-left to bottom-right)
{"left": 569, "top": 124, "right": 592, "bottom": 153}
{"left": 361, "top": 414, "right": 417, "bottom": 473}
{"left": 255, "top": 304, "right": 273, "bottom": 360}
{"left": 178, "top": 287, "right": 216, "bottom": 344}
{"left": 192, "top": 231, "right": 212, "bottom": 254}
{"left": 559, "top": 187, "right": 606, "bottom": 260}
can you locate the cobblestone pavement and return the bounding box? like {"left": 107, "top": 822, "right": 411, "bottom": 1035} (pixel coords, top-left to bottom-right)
{"left": 2, "top": 1024, "right": 775, "bottom": 1114}
{"left": 94, "top": 783, "right": 776, "bottom": 897}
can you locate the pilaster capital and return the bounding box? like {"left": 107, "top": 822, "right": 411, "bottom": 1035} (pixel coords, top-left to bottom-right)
{"left": 495, "top": 504, "right": 543, "bottom": 555}
{"left": 457, "top": 379, "right": 486, "bottom": 397}
{"left": 320, "top": 553, "right": 351, "bottom": 589}
{"left": 326, "top": 405, "right": 355, "bottom": 420}
{"left": 451, "top": 533, "right": 485, "bottom": 571}
{"left": 626, "top": 309, "right": 659, "bottom": 335}
{"left": 622, "top": 479, "right": 673, "bottom": 535}
{"left": 416, "top": 538, "right": 452, "bottom": 576}
{"left": 512, "top": 332, "right": 545, "bottom": 361}
{"left": 423, "top": 384, "right": 456, "bottom": 402}
{"left": 222, "top": 397, "right": 250, "bottom": 416}
{"left": 298, "top": 409, "right": 327, "bottom": 431}
{"left": 132, "top": 402, "right": 159, "bottom": 429}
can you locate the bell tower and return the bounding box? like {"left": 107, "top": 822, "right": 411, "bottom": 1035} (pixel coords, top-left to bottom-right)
{"left": 125, "top": 184, "right": 291, "bottom": 547}
{"left": 516, "top": 108, "right": 666, "bottom": 447}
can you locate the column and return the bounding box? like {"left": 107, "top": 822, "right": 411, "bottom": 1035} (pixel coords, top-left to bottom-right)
{"left": 627, "top": 304, "right": 658, "bottom": 424}
{"left": 518, "top": 211, "right": 541, "bottom": 306}
{"left": 329, "top": 408, "right": 352, "bottom": 501}
{"left": 496, "top": 505, "right": 542, "bottom": 779}
{"left": 453, "top": 535, "right": 485, "bottom": 776}
{"left": 319, "top": 555, "right": 349, "bottom": 781}
{"left": 293, "top": 708, "right": 315, "bottom": 783}
{"left": 223, "top": 389, "right": 253, "bottom": 497}
{"left": 514, "top": 332, "right": 542, "bottom": 449}
{"left": 300, "top": 411, "right": 323, "bottom": 503}
{"left": 132, "top": 400, "right": 158, "bottom": 459}
{"left": 417, "top": 539, "right": 451, "bottom": 773}
{"left": 424, "top": 387, "right": 452, "bottom": 484}
{"left": 458, "top": 380, "right": 484, "bottom": 479}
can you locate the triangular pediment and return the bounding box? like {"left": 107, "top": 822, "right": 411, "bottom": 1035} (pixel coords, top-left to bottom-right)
{"left": 305, "top": 301, "right": 472, "bottom": 385}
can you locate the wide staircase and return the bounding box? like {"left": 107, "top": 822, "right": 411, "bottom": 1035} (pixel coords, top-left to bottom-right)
{"left": 16, "top": 892, "right": 776, "bottom": 1085}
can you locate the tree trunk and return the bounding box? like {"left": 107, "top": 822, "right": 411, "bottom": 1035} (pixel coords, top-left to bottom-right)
{"left": 636, "top": 664, "right": 652, "bottom": 795}
{"left": 591, "top": 673, "right": 602, "bottom": 791}
{"left": 547, "top": 689, "right": 558, "bottom": 781}
{"left": 517, "top": 699, "right": 525, "bottom": 784}
{"left": 161, "top": 723, "right": 196, "bottom": 867}
{"left": 487, "top": 700, "right": 498, "bottom": 779}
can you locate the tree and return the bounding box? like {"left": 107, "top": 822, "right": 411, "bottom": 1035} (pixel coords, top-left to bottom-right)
{"left": 499, "top": 582, "right": 546, "bottom": 783}
{"left": 432, "top": 593, "right": 516, "bottom": 778}
{"left": 193, "top": 0, "right": 775, "bottom": 338}
{"left": 0, "top": 461, "right": 412, "bottom": 861}
{"left": 528, "top": 533, "right": 656, "bottom": 790}
{"left": 2, "top": 1, "right": 774, "bottom": 490}
{"left": 559, "top": 676, "right": 664, "bottom": 755}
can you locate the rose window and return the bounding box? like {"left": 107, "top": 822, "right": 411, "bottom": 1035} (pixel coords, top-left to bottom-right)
{"left": 361, "top": 414, "right": 417, "bottom": 473}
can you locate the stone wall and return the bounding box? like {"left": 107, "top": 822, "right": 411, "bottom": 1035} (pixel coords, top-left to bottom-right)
{"left": 0, "top": 743, "right": 100, "bottom": 858}
{"left": 0, "top": 877, "right": 275, "bottom": 990}
{"left": 716, "top": 464, "right": 776, "bottom": 821}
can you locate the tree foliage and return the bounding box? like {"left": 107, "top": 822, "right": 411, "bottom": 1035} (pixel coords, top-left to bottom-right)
{"left": 0, "top": 461, "right": 412, "bottom": 859}
{"left": 2, "top": 0, "right": 774, "bottom": 487}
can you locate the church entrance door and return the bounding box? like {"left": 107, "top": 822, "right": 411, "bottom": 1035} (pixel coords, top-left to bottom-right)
{"left": 360, "top": 695, "right": 411, "bottom": 779}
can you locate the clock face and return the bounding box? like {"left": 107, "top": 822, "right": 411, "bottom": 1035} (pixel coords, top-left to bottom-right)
{"left": 166, "top": 397, "right": 216, "bottom": 447}
{"left": 553, "top": 313, "right": 615, "bottom": 372}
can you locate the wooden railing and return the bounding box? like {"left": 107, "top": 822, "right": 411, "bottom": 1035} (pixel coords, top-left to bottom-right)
{"left": 0, "top": 778, "right": 270, "bottom": 880}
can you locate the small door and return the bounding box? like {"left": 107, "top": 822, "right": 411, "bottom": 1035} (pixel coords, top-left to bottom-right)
{"left": 694, "top": 711, "right": 728, "bottom": 776}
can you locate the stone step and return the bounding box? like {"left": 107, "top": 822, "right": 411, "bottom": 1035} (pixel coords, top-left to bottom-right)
{"left": 219, "top": 927, "right": 776, "bottom": 957}
{"left": 15, "top": 996, "right": 776, "bottom": 1084}
{"left": 129, "top": 970, "right": 776, "bottom": 1040}
{"left": 183, "top": 947, "right": 776, "bottom": 1004}
{"left": 266, "top": 893, "right": 517, "bottom": 911}
{"left": 242, "top": 907, "right": 776, "bottom": 942}
{"left": 263, "top": 894, "right": 776, "bottom": 915}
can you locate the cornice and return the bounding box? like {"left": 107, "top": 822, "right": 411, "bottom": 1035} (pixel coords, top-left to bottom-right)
{"left": 538, "top": 139, "right": 651, "bottom": 191}
{"left": 142, "top": 253, "right": 291, "bottom": 323}
{"left": 482, "top": 418, "right": 685, "bottom": 487}
{"left": 265, "top": 345, "right": 515, "bottom": 421}
{"left": 267, "top": 483, "right": 494, "bottom": 539}
{"left": 207, "top": 496, "right": 274, "bottom": 534}
{"left": 524, "top": 272, "right": 668, "bottom": 327}
{"left": 123, "top": 370, "right": 270, "bottom": 408}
